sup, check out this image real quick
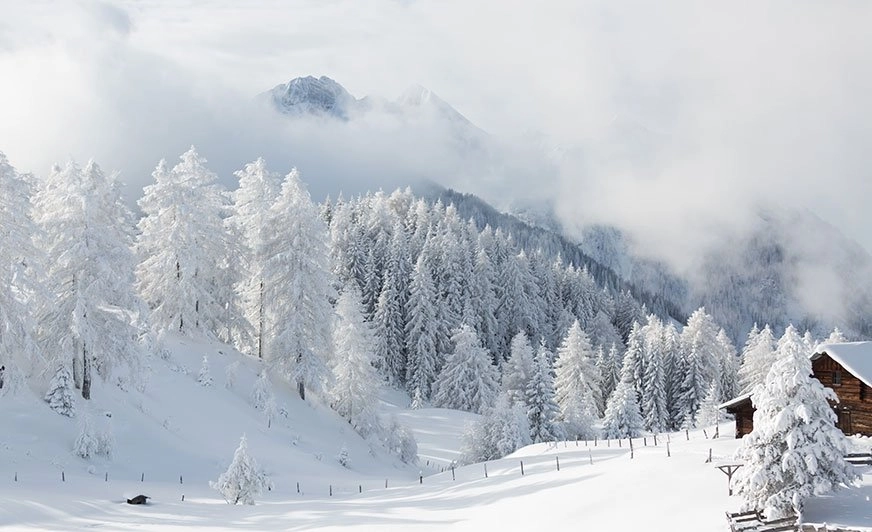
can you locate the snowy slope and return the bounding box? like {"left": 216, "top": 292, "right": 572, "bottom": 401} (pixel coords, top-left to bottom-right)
{"left": 4, "top": 416, "right": 872, "bottom": 530}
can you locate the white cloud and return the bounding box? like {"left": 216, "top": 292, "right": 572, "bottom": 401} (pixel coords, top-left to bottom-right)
{"left": 0, "top": 0, "right": 870, "bottom": 268}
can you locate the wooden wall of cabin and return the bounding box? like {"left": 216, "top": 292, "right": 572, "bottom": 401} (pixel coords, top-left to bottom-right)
{"left": 813, "top": 353, "right": 872, "bottom": 436}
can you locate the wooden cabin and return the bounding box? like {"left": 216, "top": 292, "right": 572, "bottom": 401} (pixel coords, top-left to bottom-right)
{"left": 720, "top": 341, "right": 872, "bottom": 438}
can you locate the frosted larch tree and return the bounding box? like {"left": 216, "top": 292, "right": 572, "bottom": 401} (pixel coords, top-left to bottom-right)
{"left": 34, "top": 160, "right": 145, "bottom": 400}
{"left": 554, "top": 320, "right": 601, "bottom": 438}
{"left": 227, "top": 158, "right": 281, "bottom": 358}
{"left": 0, "top": 153, "right": 40, "bottom": 393}
{"left": 260, "top": 168, "right": 334, "bottom": 401}
{"left": 135, "top": 148, "right": 230, "bottom": 338}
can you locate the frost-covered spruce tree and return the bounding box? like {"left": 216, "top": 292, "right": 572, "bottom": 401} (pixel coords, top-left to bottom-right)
{"left": 469, "top": 247, "right": 500, "bottom": 357}
{"left": 597, "top": 343, "right": 621, "bottom": 410}
{"left": 45, "top": 360, "right": 76, "bottom": 417}
{"left": 198, "top": 355, "right": 212, "bottom": 387}
{"left": 501, "top": 331, "right": 535, "bottom": 407}
{"left": 432, "top": 325, "right": 499, "bottom": 414}
{"left": 460, "top": 393, "right": 531, "bottom": 464}
{"left": 405, "top": 255, "right": 439, "bottom": 401}
{"left": 738, "top": 324, "right": 776, "bottom": 394}
{"left": 0, "top": 153, "right": 40, "bottom": 394}
{"left": 641, "top": 316, "right": 668, "bottom": 433}
{"left": 715, "top": 328, "right": 739, "bottom": 402}
{"left": 824, "top": 327, "right": 847, "bottom": 344}
{"left": 211, "top": 435, "right": 270, "bottom": 505}
{"left": 135, "top": 148, "right": 229, "bottom": 338}
{"left": 261, "top": 169, "right": 334, "bottom": 401}
{"left": 602, "top": 348, "right": 644, "bottom": 439}
{"left": 331, "top": 285, "right": 381, "bottom": 437}
{"left": 526, "top": 342, "right": 563, "bottom": 443}
{"left": 676, "top": 307, "right": 720, "bottom": 427}
{"left": 373, "top": 225, "right": 408, "bottom": 384}
{"left": 733, "top": 325, "right": 858, "bottom": 519}
{"left": 34, "top": 160, "right": 145, "bottom": 400}
{"left": 554, "top": 321, "right": 600, "bottom": 439}
{"left": 227, "top": 158, "right": 281, "bottom": 358}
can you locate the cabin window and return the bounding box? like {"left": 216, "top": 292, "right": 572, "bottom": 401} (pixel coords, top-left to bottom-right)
{"left": 833, "top": 370, "right": 842, "bottom": 385}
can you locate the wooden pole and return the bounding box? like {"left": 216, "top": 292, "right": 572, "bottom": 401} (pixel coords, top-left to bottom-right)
{"left": 451, "top": 466, "right": 455, "bottom": 481}
{"left": 62, "top": 471, "right": 65, "bottom": 482}
{"left": 484, "top": 463, "right": 488, "bottom": 478}
{"left": 556, "top": 456, "right": 560, "bottom": 471}
{"left": 667, "top": 441, "right": 671, "bottom": 457}
{"left": 329, "top": 485, "right": 332, "bottom": 497}
{"left": 520, "top": 461, "right": 525, "bottom": 475}
{"left": 630, "top": 438, "right": 634, "bottom": 459}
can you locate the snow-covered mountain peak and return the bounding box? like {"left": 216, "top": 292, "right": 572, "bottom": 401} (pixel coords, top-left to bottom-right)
{"left": 266, "top": 75, "right": 359, "bottom": 119}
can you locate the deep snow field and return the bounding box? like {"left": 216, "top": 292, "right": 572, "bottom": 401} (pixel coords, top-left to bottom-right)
{"left": 2, "top": 336, "right": 871, "bottom": 531}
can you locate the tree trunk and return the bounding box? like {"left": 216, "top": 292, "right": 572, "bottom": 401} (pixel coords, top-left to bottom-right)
{"left": 72, "top": 347, "right": 83, "bottom": 390}
{"left": 257, "top": 279, "right": 264, "bottom": 359}
{"left": 82, "top": 345, "right": 91, "bottom": 400}
{"left": 297, "top": 380, "right": 305, "bottom": 401}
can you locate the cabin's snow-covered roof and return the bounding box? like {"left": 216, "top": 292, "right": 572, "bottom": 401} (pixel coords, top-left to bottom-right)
{"left": 813, "top": 341, "right": 872, "bottom": 388}
{"left": 718, "top": 392, "right": 752, "bottom": 410}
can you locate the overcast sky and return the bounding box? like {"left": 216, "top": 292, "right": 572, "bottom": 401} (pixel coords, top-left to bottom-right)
{"left": 1, "top": 0, "right": 870, "bottom": 266}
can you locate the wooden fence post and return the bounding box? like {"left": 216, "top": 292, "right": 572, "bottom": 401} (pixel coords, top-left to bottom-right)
{"left": 62, "top": 471, "right": 65, "bottom": 482}
{"left": 329, "top": 485, "right": 332, "bottom": 497}
{"left": 520, "top": 461, "right": 525, "bottom": 475}
{"left": 484, "top": 463, "right": 488, "bottom": 478}
{"left": 451, "top": 466, "right": 456, "bottom": 481}
{"left": 667, "top": 441, "right": 671, "bottom": 457}
{"left": 556, "top": 456, "right": 560, "bottom": 471}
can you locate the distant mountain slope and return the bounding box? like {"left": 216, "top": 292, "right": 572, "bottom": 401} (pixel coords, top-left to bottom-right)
{"left": 419, "top": 183, "right": 688, "bottom": 326}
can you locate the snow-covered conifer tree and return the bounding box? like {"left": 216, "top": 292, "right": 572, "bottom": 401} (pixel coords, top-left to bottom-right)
{"left": 211, "top": 435, "right": 271, "bottom": 505}
{"left": 405, "top": 255, "right": 439, "bottom": 401}
{"left": 602, "top": 348, "right": 644, "bottom": 439}
{"left": 676, "top": 307, "right": 720, "bottom": 427}
{"left": 35, "top": 160, "right": 145, "bottom": 400}
{"left": 738, "top": 324, "right": 776, "bottom": 394}
{"left": 824, "top": 327, "right": 847, "bottom": 344}
{"left": 198, "top": 355, "right": 213, "bottom": 387}
{"left": 554, "top": 321, "right": 600, "bottom": 438}
{"left": 432, "top": 325, "right": 499, "bottom": 414}
{"left": 525, "top": 342, "right": 563, "bottom": 443}
{"left": 715, "top": 329, "right": 739, "bottom": 402}
{"left": 733, "top": 325, "right": 858, "bottom": 519}
{"left": 251, "top": 371, "right": 275, "bottom": 414}
{"left": 0, "top": 153, "right": 39, "bottom": 394}
{"left": 260, "top": 168, "right": 334, "bottom": 400}
{"left": 641, "top": 316, "right": 668, "bottom": 432}
{"left": 135, "top": 148, "right": 229, "bottom": 338}
{"left": 45, "top": 360, "right": 76, "bottom": 417}
{"left": 502, "top": 330, "right": 535, "bottom": 406}
{"left": 227, "top": 158, "right": 281, "bottom": 358}
{"left": 331, "top": 285, "right": 381, "bottom": 436}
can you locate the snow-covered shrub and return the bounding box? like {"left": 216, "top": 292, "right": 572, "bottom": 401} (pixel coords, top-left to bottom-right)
{"left": 73, "top": 413, "right": 100, "bottom": 459}
{"left": 251, "top": 371, "right": 276, "bottom": 417}
{"left": 380, "top": 415, "right": 418, "bottom": 464}
{"left": 460, "top": 394, "right": 531, "bottom": 464}
{"left": 336, "top": 445, "right": 350, "bottom": 468}
{"left": 198, "top": 355, "right": 212, "bottom": 386}
{"left": 211, "top": 435, "right": 270, "bottom": 505}
{"left": 225, "top": 361, "right": 240, "bottom": 389}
